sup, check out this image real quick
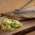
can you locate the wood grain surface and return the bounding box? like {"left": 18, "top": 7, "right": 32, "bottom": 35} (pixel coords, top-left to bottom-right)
{"left": 0, "top": 0, "right": 35, "bottom": 35}
{"left": 0, "top": 0, "right": 35, "bottom": 13}
{"left": 0, "top": 19, "right": 35, "bottom": 35}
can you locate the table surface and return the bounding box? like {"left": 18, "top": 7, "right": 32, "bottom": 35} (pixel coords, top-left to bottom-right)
{"left": 0, "top": 0, "right": 35, "bottom": 35}
{"left": 0, "top": 0, "right": 35, "bottom": 13}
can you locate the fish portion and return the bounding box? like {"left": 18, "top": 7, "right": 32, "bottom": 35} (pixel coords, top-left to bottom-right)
{"left": 4, "top": 10, "right": 35, "bottom": 20}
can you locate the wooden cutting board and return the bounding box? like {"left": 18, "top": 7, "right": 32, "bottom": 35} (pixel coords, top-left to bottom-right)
{"left": 0, "top": 0, "right": 35, "bottom": 35}
{"left": 0, "top": 6, "right": 35, "bottom": 35}
{"left": 0, "top": 20, "right": 35, "bottom": 35}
